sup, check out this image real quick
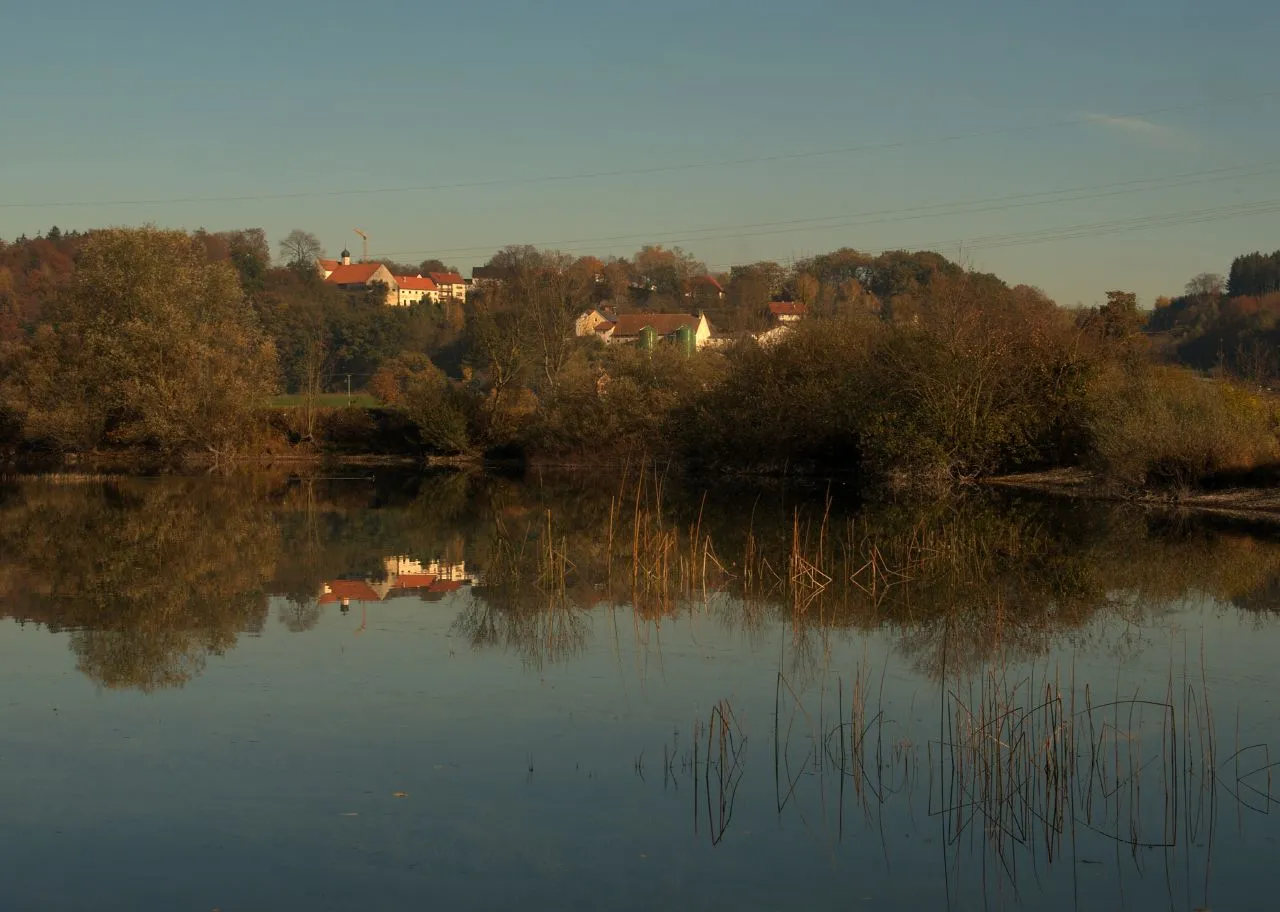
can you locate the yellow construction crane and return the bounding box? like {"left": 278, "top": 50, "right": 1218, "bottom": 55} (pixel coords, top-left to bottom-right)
{"left": 353, "top": 228, "right": 368, "bottom": 262}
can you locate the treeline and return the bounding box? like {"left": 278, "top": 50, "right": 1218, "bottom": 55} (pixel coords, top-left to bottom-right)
{"left": 1147, "top": 250, "right": 1280, "bottom": 384}
{"left": 1, "top": 226, "right": 1278, "bottom": 489}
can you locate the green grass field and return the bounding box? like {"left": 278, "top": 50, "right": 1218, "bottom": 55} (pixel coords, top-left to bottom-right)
{"left": 269, "top": 393, "right": 381, "bottom": 409}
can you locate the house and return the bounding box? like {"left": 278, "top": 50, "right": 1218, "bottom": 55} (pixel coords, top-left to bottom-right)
{"left": 394, "top": 274, "right": 440, "bottom": 307}
{"left": 768, "top": 301, "right": 808, "bottom": 323}
{"left": 429, "top": 271, "right": 467, "bottom": 301}
{"left": 317, "top": 258, "right": 341, "bottom": 280}
{"left": 323, "top": 250, "right": 399, "bottom": 306}
{"left": 599, "top": 312, "right": 714, "bottom": 350}
{"left": 574, "top": 308, "right": 615, "bottom": 337}
{"left": 687, "top": 275, "right": 725, "bottom": 301}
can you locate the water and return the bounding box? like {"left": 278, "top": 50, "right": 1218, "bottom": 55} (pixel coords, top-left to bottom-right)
{"left": 2, "top": 472, "right": 1279, "bottom": 910}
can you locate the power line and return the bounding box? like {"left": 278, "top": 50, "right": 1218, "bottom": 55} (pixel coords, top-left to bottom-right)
{"left": 831, "top": 198, "right": 1280, "bottom": 260}
{"left": 675, "top": 198, "right": 1280, "bottom": 274}
{"left": 2, "top": 89, "right": 1278, "bottom": 210}
{"left": 368, "top": 159, "right": 1280, "bottom": 260}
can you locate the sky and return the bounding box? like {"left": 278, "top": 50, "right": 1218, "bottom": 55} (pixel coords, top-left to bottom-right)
{"left": 1, "top": 0, "right": 1278, "bottom": 305}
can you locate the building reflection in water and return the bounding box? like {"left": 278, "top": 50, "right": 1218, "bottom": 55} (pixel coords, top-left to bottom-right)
{"left": 318, "top": 556, "right": 480, "bottom": 610}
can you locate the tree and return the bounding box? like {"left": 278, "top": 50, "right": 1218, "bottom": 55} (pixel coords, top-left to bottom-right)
{"left": 516, "top": 268, "right": 592, "bottom": 389}
{"left": 368, "top": 352, "right": 443, "bottom": 406}
{"left": 1095, "top": 290, "right": 1142, "bottom": 338}
{"left": 295, "top": 308, "right": 331, "bottom": 441}
{"left": 632, "top": 245, "right": 705, "bottom": 298}
{"left": 467, "top": 299, "right": 526, "bottom": 432}
{"left": 1228, "top": 251, "right": 1280, "bottom": 298}
{"left": 1185, "top": 272, "right": 1225, "bottom": 300}
{"left": 278, "top": 229, "right": 324, "bottom": 269}
{"left": 10, "top": 228, "right": 279, "bottom": 456}
{"left": 486, "top": 245, "right": 549, "bottom": 271}
{"left": 726, "top": 262, "right": 785, "bottom": 313}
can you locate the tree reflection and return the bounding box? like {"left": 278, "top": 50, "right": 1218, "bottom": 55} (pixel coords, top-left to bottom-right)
{"left": 0, "top": 478, "right": 277, "bottom": 690}
{"left": 278, "top": 598, "right": 323, "bottom": 633}
{"left": 3, "top": 470, "right": 1280, "bottom": 689}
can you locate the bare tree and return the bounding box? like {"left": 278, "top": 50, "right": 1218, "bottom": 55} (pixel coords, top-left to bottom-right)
{"left": 278, "top": 230, "right": 324, "bottom": 268}
{"left": 1185, "top": 272, "right": 1225, "bottom": 300}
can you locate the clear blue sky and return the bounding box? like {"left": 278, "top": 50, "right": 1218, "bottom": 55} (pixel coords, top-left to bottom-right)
{"left": 1, "top": 0, "right": 1278, "bottom": 305}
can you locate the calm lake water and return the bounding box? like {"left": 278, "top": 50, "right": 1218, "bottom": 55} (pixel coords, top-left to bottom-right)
{"left": 2, "top": 471, "right": 1279, "bottom": 911}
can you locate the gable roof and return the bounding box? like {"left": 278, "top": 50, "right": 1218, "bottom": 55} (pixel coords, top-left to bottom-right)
{"left": 317, "top": 258, "right": 341, "bottom": 272}
{"left": 395, "top": 275, "right": 439, "bottom": 291}
{"left": 325, "top": 262, "right": 390, "bottom": 286}
{"left": 691, "top": 275, "right": 724, "bottom": 293}
{"left": 429, "top": 272, "right": 465, "bottom": 286}
{"left": 768, "top": 301, "right": 809, "bottom": 316}
{"left": 610, "top": 313, "right": 700, "bottom": 337}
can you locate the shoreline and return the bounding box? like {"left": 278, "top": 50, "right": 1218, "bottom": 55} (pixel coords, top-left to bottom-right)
{"left": 985, "top": 468, "right": 1280, "bottom": 521}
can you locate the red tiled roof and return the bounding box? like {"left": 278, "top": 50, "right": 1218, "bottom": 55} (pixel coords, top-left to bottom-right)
{"left": 325, "top": 263, "right": 389, "bottom": 286}
{"left": 317, "top": 258, "right": 340, "bottom": 272}
{"left": 318, "top": 580, "right": 382, "bottom": 605}
{"left": 768, "top": 301, "right": 808, "bottom": 316}
{"left": 394, "top": 275, "right": 438, "bottom": 291}
{"left": 610, "top": 313, "right": 699, "bottom": 337}
{"left": 692, "top": 275, "right": 724, "bottom": 293}
{"left": 428, "top": 272, "right": 465, "bottom": 286}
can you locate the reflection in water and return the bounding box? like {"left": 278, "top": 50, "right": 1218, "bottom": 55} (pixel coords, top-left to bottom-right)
{"left": 647, "top": 657, "right": 1272, "bottom": 910}
{"left": 2, "top": 472, "right": 1280, "bottom": 688}
{"left": 2, "top": 471, "right": 1280, "bottom": 909}
{"left": 318, "top": 556, "right": 479, "bottom": 608}
{"left": 0, "top": 478, "right": 277, "bottom": 690}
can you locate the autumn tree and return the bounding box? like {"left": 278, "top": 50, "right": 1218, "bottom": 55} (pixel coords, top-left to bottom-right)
{"left": 6, "top": 228, "right": 279, "bottom": 456}
{"left": 632, "top": 245, "right": 705, "bottom": 298}
{"left": 726, "top": 261, "right": 786, "bottom": 312}
{"left": 368, "top": 352, "right": 444, "bottom": 406}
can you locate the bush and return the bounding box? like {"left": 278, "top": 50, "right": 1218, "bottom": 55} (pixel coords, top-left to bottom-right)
{"left": 400, "top": 379, "right": 478, "bottom": 455}
{"left": 321, "top": 407, "right": 379, "bottom": 449}
{"left": 526, "top": 345, "right": 726, "bottom": 461}
{"left": 682, "top": 319, "right": 874, "bottom": 470}
{"left": 1086, "top": 366, "right": 1280, "bottom": 488}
